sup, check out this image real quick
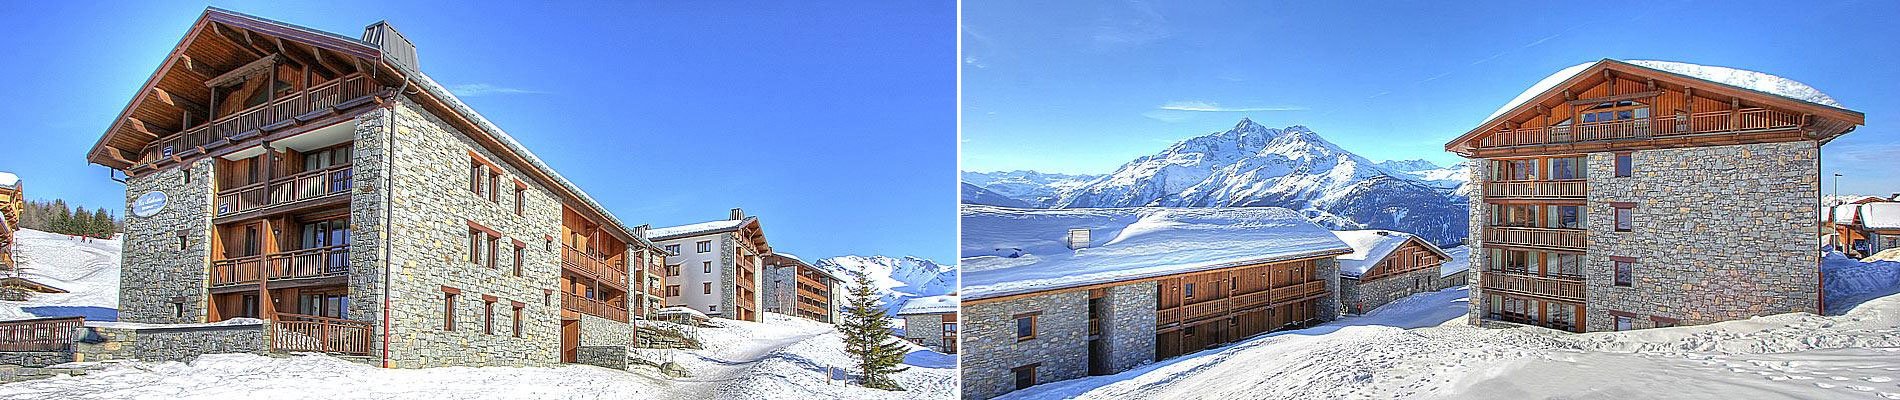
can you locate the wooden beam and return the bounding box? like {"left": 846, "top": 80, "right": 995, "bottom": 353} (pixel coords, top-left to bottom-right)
{"left": 149, "top": 86, "right": 207, "bottom": 117}
{"left": 205, "top": 54, "right": 282, "bottom": 88}
{"left": 123, "top": 117, "right": 165, "bottom": 139}
{"left": 1565, "top": 90, "right": 1661, "bottom": 106}
{"left": 209, "top": 23, "right": 265, "bottom": 59}
{"left": 279, "top": 40, "right": 337, "bottom": 78}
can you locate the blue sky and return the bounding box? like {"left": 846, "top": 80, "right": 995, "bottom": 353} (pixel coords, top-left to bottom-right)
{"left": 962, "top": 0, "right": 1900, "bottom": 196}
{"left": 0, "top": 1, "right": 955, "bottom": 262}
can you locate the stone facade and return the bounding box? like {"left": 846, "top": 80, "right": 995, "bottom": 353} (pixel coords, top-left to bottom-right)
{"left": 764, "top": 263, "right": 795, "bottom": 316}
{"left": 119, "top": 158, "right": 215, "bottom": 324}
{"left": 902, "top": 313, "right": 949, "bottom": 352}
{"left": 1466, "top": 161, "right": 1491, "bottom": 327}
{"left": 1314, "top": 257, "right": 1343, "bottom": 323}
{"left": 376, "top": 99, "right": 565, "bottom": 367}
{"left": 72, "top": 322, "right": 267, "bottom": 363}
{"left": 1098, "top": 282, "right": 1156, "bottom": 373}
{"left": 1340, "top": 265, "right": 1457, "bottom": 315}
{"left": 961, "top": 290, "right": 1089, "bottom": 400}
{"left": 0, "top": 352, "right": 68, "bottom": 368}
{"left": 573, "top": 314, "right": 639, "bottom": 370}
{"left": 1582, "top": 141, "right": 1820, "bottom": 331}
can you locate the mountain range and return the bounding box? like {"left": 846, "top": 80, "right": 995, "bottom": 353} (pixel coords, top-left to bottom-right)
{"left": 960, "top": 118, "right": 1470, "bottom": 246}
{"left": 812, "top": 255, "right": 957, "bottom": 316}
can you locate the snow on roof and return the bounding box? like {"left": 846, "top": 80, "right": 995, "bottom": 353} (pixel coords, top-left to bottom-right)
{"left": 961, "top": 205, "right": 1352, "bottom": 300}
{"left": 1439, "top": 246, "right": 1471, "bottom": 277}
{"left": 896, "top": 295, "right": 959, "bottom": 315}
{"left": 1486, "top": 59, "right": 1845, "bottom": 123}
{"left": 656, "top": 306, "right": 709, "bottom": 319}
{"left": 1332, "top": 230, "right": 1445, "bottom": 278}
{"left": 1834, "top": 204, "right": 1863, "bottom": 225}
{"left": 0, "top": 172, "right": 17, "bottom": 188}
{"left": 1865, "top": 202, "right": 1900, "bottom": 230}
{"left": 647, "top": 218, "right": 751, "bottom": 240}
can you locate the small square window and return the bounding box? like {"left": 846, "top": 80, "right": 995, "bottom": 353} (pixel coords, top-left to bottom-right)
{"left": 1614, "top": 315, "right": 1633, "bottom": 331}
{"left": 1014, "top": 314, "right": 1037, "bottom": 341}
{"left": 1184, "top": 283, "right": 1196, "bottom": 299}
{"left": 703, "top": 261, "right": 712, "bottom": 274}
{"left": 696, "top": 240, "right": 712, "bottom": 253}
{"left": 703, "top": 282, "right": 712, "bottom": 294}
{"left": 1614, "top": 153, "right": 1633, "bottom": 177}
{"left": 1614, "top": 206, "right": 1634, "bottom": 232}
{"left": 664, "top": 244, "right": 680, "bottom": 255}
{"left": 1013, "top": 365, "right": 1037, "bottom": 390}
{"left": 1614, "top": 260, "right": 1634, "bottom": 287}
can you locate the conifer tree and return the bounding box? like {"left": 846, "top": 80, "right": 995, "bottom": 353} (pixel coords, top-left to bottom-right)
{"left": 838, "top": 270, "right": 910, "bottom": 390}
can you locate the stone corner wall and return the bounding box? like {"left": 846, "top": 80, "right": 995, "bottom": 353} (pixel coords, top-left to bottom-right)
{"left": 1315, "top": 257, "right": 1341, "bottom": 323}
{"left": 119, "top": 159, "right": 216, "bottom": 324}
{"left": 1341, "top": 264, "right": 1451, "bottom": 315}
{"left": 903, "top": 313, "right": 945, "bottom": 351}
{"left": 1101, "top": 282, "right": 1157, "bottom": 373}
{"left": 960, "top": 291, "right": 1088, "bottom": 400}
{"left": 1465, "top": 160, "right": 1490, "bottom": 327}
{"left": 1584, "top": 141, "right": 1821, "bottom": 332}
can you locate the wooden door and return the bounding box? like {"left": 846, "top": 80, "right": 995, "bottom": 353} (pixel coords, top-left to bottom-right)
{"left": 560, "top": 319, "right": 580, "bottom": 363}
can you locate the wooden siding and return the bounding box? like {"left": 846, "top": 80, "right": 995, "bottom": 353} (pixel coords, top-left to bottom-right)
{"left": 1153, "top": 258, "right": 1331, "bottom": 360}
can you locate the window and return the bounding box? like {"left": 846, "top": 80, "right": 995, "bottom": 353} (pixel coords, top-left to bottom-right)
{"left": 703, "top": 282, "right": 713, "bottom": 294}
{"left": 1550, "top": 205, "right": 1583, "bottom": 229}
{"left": 512, "top": 303, "right": 524, "bottom": 337}
{"left": 1614, "top": 205, "right": 1634, "bottom": 232}
{"left": 173, "top": 301, "right": 185, "bottom": 319}
{"left": 1614, "top": 258, "right": 1635, "bottom": 287}
{"left": 177, "top": 233, "right": 189, "bottom": 251}
{"left": 469, "top": 229, "right": 486, "bottom": 265}
{"left": 483, "top": 297, "right": 496, "bottom": 335}
{"left": 512, "top": 243, "right": 525, "bottom": 277}
{"left": 1494, "top": 159, "right": 1538, "bottom": 181}
{"left": 1614, "top": 153, "right": 1632, "bottom": 177}
{"left": 665, "top": 285, "right": 681, "bottom": 297}
{"left": 696, "top": 240, "right": 712, "bottom": 253}
{"left": 1012, "top": 364, "right": 1038, "bottom": 390}
{"left": 664, "top": 244, "right": 680, "bottom": 255}
{"left": 1614, "top": 315, "right": 1633, "bottom": 331}
{"left": 469, "top": 162, "right": 486, "bottom": 196}
{"left": 514, "top": 186, "right": 526, "bottom": 216}
{"left": 1651, "top": 316, "right": 1677, "bottom": 328}
{"left": 666, "top": 264, "right": 680, "bottom": 277}
{"left": 487, "top": 236, "right": 500, "bottom": 269}
{"left": 708, "top": 305, "right": 717, "bottom": 312}
{"left": 1014, "top": 313, "right": 1038, "bottom": 341}
{"left": 1550, "top": 156, "right": 1585, "bottom": 180}
{"left": 1183, "top": 283, "right": 1196, "bottom": 299}
{"left": 443, "top": 290, "right": 460, "bottom": 331}
{"left": 703, "top": 261, "right": 712, "bottom": 274}
{"left": 544, "top": 289, "right": 553, "bottom": 306}
{"left": 487, "top": 171, "right": 499, "bottom": 203}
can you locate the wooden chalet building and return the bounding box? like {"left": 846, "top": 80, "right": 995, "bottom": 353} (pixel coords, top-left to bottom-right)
{"left": 89, "top": 8, "right": 658, "bottom": 368}
{"left": 0, "top": 172, "right": 17, "bottom": 269}
{"left": 958, "top": 205, "right": 1350, "bottom": 400}
{"left": 1830, "top": 197, "right": 1900, "bottom": 258}
{"left": 1448, "top": 59, "right": 1864, "bottom": 333}
{"left": 763, "top": 252, "right": 843, "bottom": 323}
{"left": 648, "top": 208, "right": 771, "bottom": 322}
{"left": 1332, "top": 230, "right": 1455, "bottom": 314}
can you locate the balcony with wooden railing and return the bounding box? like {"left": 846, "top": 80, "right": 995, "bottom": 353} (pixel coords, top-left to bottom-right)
{"left": 1484, "top": 226, "right": 1587, "bottom": 250}
{"left": 1157, "top": 280, "right": 1328, "bottom": 327}
{"left": 271, "top": 312, "right": 371, "bottom": 355}
{"left": 217, "top": 163, "right": 354, "bottom": 217}
{"left": 141, "top": 74, "right": 379, "bottom": 168}
{"left": 1483, "top": 179, "right": 1587, "bottom": 199}
{"left": 1475, "top": 108, "right": 1800, "bottom": 150}
{"left": 561, "top": 245, "right": 627, "bottom": 290}
{"left": 561, "top": 292, "right": 628, "bottom": 322}
{"left": 0, "top": 316, "right": 83, "bottom": 352}
{"left": 211, "top": 245, "right": 351, "bottom": 287}
{"left": 1480, "top": 271, "right": 1585, "bottom": 302}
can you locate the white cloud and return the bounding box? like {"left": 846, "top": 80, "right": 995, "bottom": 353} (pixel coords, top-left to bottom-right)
{"left": 1157, "top": 100, "right": 1306, "bottom": 112}
{"left": 448, "top": 83, "right": 544, "bottom": 97}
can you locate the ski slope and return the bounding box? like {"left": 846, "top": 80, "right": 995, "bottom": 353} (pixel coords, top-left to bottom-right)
{"left": 0, "top": 229, "right": 120, "bottom": 321}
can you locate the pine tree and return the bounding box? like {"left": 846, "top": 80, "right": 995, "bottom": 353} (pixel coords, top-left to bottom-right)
{"left": 91, "top": 208, "right": 114, "bottom": 238}
{"left": 837, "top": 270, "right": 910, "bottom": 390}
{"left": 48, "top": 200, "right": 71, "bottom": 235}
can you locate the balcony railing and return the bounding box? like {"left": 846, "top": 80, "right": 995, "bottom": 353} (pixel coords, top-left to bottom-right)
{"left": 211, "top": 245, "right": 351, "bottom": 287}
{"left": 144, "top": 74, "right": 377, "bottom": 166}
{"left": 1485, "top": 226, "right": 1587, "bottom": 250}
{"left": 561, "top": 292, "right": 628, "bottom": 322}
{"left": 561, "top": 245, "right": 627, "bottom": 290}
{"left": 0, "top": 316, "right": 83, "bottom": 352}
{"left": 1480, "top": 271, "right": 1585, "bottom": 302}
{"left": 1476, "top": 108, "right": 1800, "bottom": 149}
{"left": 217, "top": 163, "right": 354, "bottom": 217}
{"left": 1158, "top": 280, "right": 1328, "bottom": 326}
{"left": 1483, "top": 179, "right": 1586, "bottom": 199}
{"left": 271, "top": 312, "right": 371, "bottom": 355}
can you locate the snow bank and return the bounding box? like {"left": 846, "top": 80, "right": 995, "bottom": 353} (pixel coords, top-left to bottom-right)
{"left": 1822, "top": 251, "right": 1900, "bottom": 314}
{"left": 961, "top": 205, "right": 1351, "bottom": 300}
{"left": 1486, "top": 59, "right": 1847, "bottom": 123}
{"left": 0, "top": 229, "right": 122, "bottom": 321}
{"left": 895, "top": 295, "right": 958, "bottom": 316}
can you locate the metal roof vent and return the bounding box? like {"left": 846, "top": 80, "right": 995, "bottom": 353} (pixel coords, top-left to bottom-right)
{"left": 362, "top": 21, "right": 418, "bottom": 72}
{"left": 1066, "top": 228, "right": 1091, "bottom": 250}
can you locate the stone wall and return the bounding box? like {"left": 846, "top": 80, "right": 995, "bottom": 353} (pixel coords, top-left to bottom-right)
{"left": 1466, "top": 161, "right": 1491, "bottom": 327}
{"left": 1339, "top": 265, "right": 1450, "bottom": 314}
{"left": 1584, "top": 141, "right": 1821, "bottom": 331}
{"left": 378, "top": 98, "right": 563, "bottom": 367}
{"left": 764, "top": 265, "right": 795, "bottom": 315}
{"left": 1438, "top": 269, "right": 1469, "bottom": 289}
{"left": 0, "top": 352, "right": 68, "bottom": 368}
{"left": 1314, "top": 257, "right": 1342, "bottom": 323}
{"left": 578, "top": 314, "right": 636, "bottom": 347}
{"left": 119, "top": 159, "right": 215, "bottom": 324}
{"left": 903, "top": 313, "right": 949, "bottom": 352}
{"left": 72, "top": 322, "right": 266, "bottom": 363}
{"left": 1100, "top": 282, "right": 1156, "bottom": 373}
{"left": 961, "top": 290, "right": 1087, "bottom": 400}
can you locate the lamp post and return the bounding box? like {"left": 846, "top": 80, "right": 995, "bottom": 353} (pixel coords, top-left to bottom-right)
{"left": 1833, "top": 173, "right": 1842, "bottom": 206}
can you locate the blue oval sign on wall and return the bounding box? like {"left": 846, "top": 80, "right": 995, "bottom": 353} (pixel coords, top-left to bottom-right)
{"left": 133, "top": 191, "right": 167, "bottom": 218}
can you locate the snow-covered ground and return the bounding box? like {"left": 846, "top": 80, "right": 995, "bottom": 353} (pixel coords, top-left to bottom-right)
{"left": 0, "top": 313, "right": 956, "bottom": 399}
{"left": 0, "top": 229, "right": 120, "bottom": 321}
{"left": 1004, "top": 258, "right": 1900, "bottom": 400}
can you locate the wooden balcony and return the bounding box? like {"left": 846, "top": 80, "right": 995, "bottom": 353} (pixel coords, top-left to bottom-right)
{"left": 141, "top": 73, "right": 378, "bottom": 168}
{"left": 211, "top": 245, "right": 350, "bottom": 287}
{"left": 1158, "top": 280, "right": 1328, "bottom": 326}
{"left": 271, "top": 312, "right": 371, "bottom": 355}
{"left": 561, "top": 245, "right": 627, "bottom": 290}
{"left": 1483, "top": 180, "right": 1586, "bottom": 199}
{"left": 562, "top": 292, "right": 628, "bottom": 322}
{"left": 1480, "top": 271, "right": 1585, "bottom": 302}
{"left": 216, "top": 163, "right": 354, "bottom": 217}
{"left": 1484, "top": 226, "right": 1587, "bottom": 250}
{"left": 1474, "top": 108, "right": 1800, "bottom": 150}
{"left": 0, "top": 316, "right": 83, "bottom": 352}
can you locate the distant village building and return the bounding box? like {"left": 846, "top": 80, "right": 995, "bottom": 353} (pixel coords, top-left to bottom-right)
{"left": 82, "top": 8, "right": 663, "bottom": 369}
{"left": 1447, "top": 59, "right": 1865, "bottom": 332}
{"left": 1332, "top": 230, "right": 1454, "bottom": 314}
{"left": 896, "top": 294, "right": 958, "bottom": 354}
{"left": 1830, "top": 198, "right": 1900, "bottom": 258}
{"left": 649, "top": 209, "right": 770, "bottom": 322}
{"left": 762, "top": 252, "right": 843, "bottom": 323}
{"left": 958, "top": 205, "right": 1351, "bottom": 400}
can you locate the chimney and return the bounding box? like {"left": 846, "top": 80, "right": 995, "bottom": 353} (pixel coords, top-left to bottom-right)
{"left": 1375, "top": 231, "right": 1392, "bottom": 236}
{"left": 729, "top": 208, "right": 745, "bottom": 220}
{"left": 362, "top": 21, "right": 419, "bottom": 71}
{"left": 1066, "top": 228, "right": 1091, "bottom": 250}
{"left": 633, "top": 224, "right": 649, "bottom": 239}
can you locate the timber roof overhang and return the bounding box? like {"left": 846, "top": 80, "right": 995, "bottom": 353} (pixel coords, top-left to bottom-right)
{"left": 1445, "top": 59, "right": 1866, "bottom": 157}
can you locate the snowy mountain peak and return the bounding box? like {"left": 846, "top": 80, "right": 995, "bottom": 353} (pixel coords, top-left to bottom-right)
{"left": 1376, "top": 159, "right": 1443, "bottom": 173}
{"left": 813, "top": 255, "right": 957, "bottom": 316}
